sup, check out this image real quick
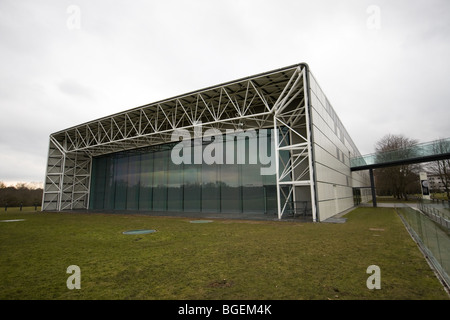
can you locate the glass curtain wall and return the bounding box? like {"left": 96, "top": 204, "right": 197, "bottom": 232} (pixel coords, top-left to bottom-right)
{"left": 89, "top": 128, "right": 290, "bottom": 215}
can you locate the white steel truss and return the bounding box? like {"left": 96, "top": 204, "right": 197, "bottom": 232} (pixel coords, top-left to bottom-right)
{"left": 42, "top": 64, "right": 317, "bottom": 220}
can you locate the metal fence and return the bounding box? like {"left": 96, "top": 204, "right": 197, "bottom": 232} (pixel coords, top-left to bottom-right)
{"left": 418, "top": 199, "right": 450, "bottom": 229}
{"left": 396, "top": 205, "right": 450, "bottom": 290}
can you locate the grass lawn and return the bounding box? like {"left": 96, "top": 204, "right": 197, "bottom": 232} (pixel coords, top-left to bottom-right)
{"left": 375, "top": 196, "right": 418, "bottom": 203}
{"left": 0, "top": 207, "right": 448, "bottom": 300}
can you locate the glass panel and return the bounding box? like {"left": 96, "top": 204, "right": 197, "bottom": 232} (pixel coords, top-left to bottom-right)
{"left": 167, "top": 156, "right": 183, "bottom": 212}
{"left": 88, "top": 127, "right": 288, "bottom": 216}
{"left": 221, "top": 133, "right": 241, "bottom": 213}
{"left": 202, "top": 142, "right": 220, "bottom": 212}
{"left": 397, "top": 206, "right": 450, "bottom": 287}
{"left": 139, "top": 152, "right": 154, "bottom": 210}
{"left": 127, "top": 154, "right": 140, "bottom": 210}
{"left": 103, "top": 156, "right": 115, "bottom": 210}
{"left": 114, "top": 155, "right": 128, "bottom": 210}
{"left": 242, "top": 171, "right": 264, "bottom": 213}
{"left": 183, "top": 162, "right": 201, "bottom": 212}
{"left": 90, "top": 156, "right": 106, "bottom": 209}
{"left": 242, "top": 132, "right": 264, "bottom": 213}
{"left": 263, "top": 185, "right": 277, "bottom": 214}
{"left": 184, "top": 139, "right": 201, "bottom": 212}
{"left": 262, "top": 129, "right": 277, "bottom": 214}
{"left": 152, "top": 149, "right": 168, "bottom": 211}
{"left": 220, "top": 164, "right": 241, "bottom": 213}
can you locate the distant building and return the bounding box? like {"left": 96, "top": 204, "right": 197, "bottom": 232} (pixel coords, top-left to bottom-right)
{"left": 428, "top": 173, "right": 447, "bottom": 192}
{"left": 42, "top": 63, "right": 372, "bottom": 222}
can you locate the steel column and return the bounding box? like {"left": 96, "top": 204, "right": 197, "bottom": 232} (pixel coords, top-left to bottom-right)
{"left": 274, "top": 117, "right": 282, "bottom": 220}
{"left": 370, "top": 168, "right": 377, "bottom": 207}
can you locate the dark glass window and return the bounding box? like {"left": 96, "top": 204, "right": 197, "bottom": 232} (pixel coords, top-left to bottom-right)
{"left": 168, "top": 154, "right": 183, "bottom": 212}
{"left": 114, "top": 155, "right": 128, "bottom": 210}
{"left": 89, "top": 156, "right": 106, "bottom": 209}
{"left": 126, "top": 154, "right": 140, "bottom": 210}
{"left": 89, "top": 128, "right": 285, "bottom": 216}
{"left": 201, "top": 146, "right": 220, "bottom": 212}
{"left": 152, "top": 149, "right": 168, "bottom": 211}
{"left": 139, "top": 152, "right": 154, "bottom": 210}
{"left": 103, "top": 157, "right": 115, "bottom": 210}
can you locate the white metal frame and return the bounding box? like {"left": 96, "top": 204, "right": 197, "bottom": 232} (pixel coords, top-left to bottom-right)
{"left": 42, "top": 64, "right": 317, "bottom": 220}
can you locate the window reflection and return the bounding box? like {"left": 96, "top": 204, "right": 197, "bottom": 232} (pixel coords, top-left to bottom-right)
{"left": 89, "top": 128, "right": 286, "bottom": 215}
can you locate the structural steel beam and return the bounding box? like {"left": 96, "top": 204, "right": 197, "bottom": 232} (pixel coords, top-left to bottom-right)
{"left": 43, "top": 64, "right": 316, "bottom": 220}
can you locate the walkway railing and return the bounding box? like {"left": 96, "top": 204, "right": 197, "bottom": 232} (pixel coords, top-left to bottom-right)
{"left": 351, "top": 137, "right": 450, "bottom": 171}
{"left": 418, "top": 199, "right": 450, "bottom": 229}
{"left": 396, "top": 205, "right": 450, "bottom": 290}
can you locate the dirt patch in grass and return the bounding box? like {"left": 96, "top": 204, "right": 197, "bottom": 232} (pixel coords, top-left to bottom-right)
{"left": 208, "top": 279, "right": 234, "bottom": 288}
{"left": 369, "top": 228, "right": 385, "bottom": 231}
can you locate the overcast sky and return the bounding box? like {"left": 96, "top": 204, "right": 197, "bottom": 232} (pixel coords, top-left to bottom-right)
{"left": 1, "top": 0, "right": 449, "bottom": 185}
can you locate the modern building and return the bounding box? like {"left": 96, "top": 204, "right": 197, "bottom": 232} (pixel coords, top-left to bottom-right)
{"left": 42, "top": 63, "right": 372, "bottom": 222}
{"left": 428, "top": 173, "right": 447, "bottom": 193}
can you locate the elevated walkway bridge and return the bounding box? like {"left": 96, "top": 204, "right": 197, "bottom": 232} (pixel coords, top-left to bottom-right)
{"left": 350, "top": 137, "right": 450, "bottom": 171}
{"left": 350, "top": 137, "right": 450, "bottom": 207}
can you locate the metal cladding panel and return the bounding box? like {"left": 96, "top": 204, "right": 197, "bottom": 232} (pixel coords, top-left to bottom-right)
{"left": 308, "top": 71, "right": 371, "bottom": 221}
{"left": 317, "top": 182, "right": 352, "bottom": 202}
{"left": 318, "top": 197, "right": 354, "bottom": 219}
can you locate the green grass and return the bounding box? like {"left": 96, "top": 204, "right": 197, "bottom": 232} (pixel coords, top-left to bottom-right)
{"left": 0, "top": 207, "right": 448, "bottom": 300}
{"left": 431, "top": 193, "right": 449, "bottom": 201}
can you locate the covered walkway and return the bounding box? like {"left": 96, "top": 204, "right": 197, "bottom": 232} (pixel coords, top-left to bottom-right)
{"left": 350, "top": 137, "right": 450, "bottom": 207}
{"left": 350, "top": 137, "right": 450, "bottom": 171}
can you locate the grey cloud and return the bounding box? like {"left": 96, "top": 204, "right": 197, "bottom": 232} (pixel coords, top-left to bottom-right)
{"left": 58, "top": 79, "right": 96, "bottom": 100}
{"left": 1, "top": 0, "right": 450, "bottom": 184}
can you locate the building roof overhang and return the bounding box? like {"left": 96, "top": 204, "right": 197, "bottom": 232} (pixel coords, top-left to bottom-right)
{"left": 50, "top": 63, "right": 308, "bottom": 157}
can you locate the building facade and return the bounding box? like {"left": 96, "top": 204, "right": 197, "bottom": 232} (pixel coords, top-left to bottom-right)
{"left": 42, "top": 64, "right": 371, "bottom": 221}
{"left": 428, "top": 173, "right": 447, "bottom": 193}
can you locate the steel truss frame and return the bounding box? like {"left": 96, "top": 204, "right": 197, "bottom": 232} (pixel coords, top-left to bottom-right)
{"left": 42, "top": 64, "right": 317, "bottom": 220}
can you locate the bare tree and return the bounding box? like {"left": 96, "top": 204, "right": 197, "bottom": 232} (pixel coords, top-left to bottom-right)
{"left": 374, "top": 134, "right": 421, "bottom": 200}
{"left": 0, "top": 182, "right": 43, "bottom": 207}
{"left": 427, "top": 139, "right": 450, "bottom": 199}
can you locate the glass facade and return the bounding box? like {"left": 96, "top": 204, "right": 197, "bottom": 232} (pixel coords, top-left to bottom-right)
{"left": 89, "top": 128, "right": 291, "bottom": 215}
